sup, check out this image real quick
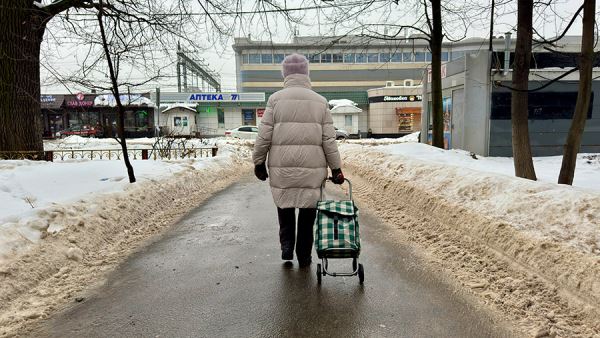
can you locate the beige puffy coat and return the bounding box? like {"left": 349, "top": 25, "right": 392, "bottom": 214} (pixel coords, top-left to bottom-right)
{"left": 252, "top": 74, "right": 342, "bottom": 209}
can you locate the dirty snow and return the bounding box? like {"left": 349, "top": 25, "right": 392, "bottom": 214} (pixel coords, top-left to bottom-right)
{"left": 0, "top": 137, "right": 250, "bottom": 264}
{"left": 0, "top": 140, "right": 253, "bottom": 336}
{"left": 341, "top": 142, "right": 600, "bottom": 254}
{"left": 341, "top": 142, "right": 600, "bottom": 336}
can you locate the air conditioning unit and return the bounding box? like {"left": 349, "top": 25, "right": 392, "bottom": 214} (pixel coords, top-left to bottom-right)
{"left": 386, "top": 81, "right": 395, "bottom": 87}
{"left": 404, "top": 79, "right": 413, "bottom": 87}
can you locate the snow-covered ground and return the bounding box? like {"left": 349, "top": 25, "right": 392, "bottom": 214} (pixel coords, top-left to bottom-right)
{"left": 341, "top": 142, "right": 600, "bottom": 254}
{"left": 0, "top": 137, "right": 251, "bottom": 264}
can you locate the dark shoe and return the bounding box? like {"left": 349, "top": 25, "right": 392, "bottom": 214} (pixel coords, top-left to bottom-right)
{"left": 298, "top": 257, "right": 312, "bottom": 268}
{"left": 282, "top": 248, "right": 293, "bottom": 261}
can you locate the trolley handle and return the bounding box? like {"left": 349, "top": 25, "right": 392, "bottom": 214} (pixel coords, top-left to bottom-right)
{"left": 320, "top": 177, "right": 352, "bottom": 201}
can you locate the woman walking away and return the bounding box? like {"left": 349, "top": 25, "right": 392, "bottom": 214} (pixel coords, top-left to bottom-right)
{"left": 253, "top": 53, "right": 345, "bottom": 268}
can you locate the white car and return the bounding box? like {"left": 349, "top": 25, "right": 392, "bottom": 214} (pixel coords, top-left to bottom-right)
{"left": 225, "top": 125, "right": 259, "bottom": 139}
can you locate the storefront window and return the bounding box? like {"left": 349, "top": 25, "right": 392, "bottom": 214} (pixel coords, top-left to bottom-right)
{"left": 273, "top": 54, "right": 285, "bottom": 63}
{"left": 68, "top": 111, "right": 100, "bottom": 127}
{"left": 391, "top": 53, "right": 402, "bottom": 62}
{"left": 426, "top": 52, "right": 432, "bottom": 61}
{"left": 343, "top": 53, "right": 355, "bottom": 63}
{"left": 261, "top": 53, "right": 273, "bottom": 64}
{"left": 248, "top": 54, "right": 261, "bottom": 64}
{"left": 414, "top": 52, "right": 426, "bottom": 62}
{"left": 367, "top": 53, "right": 379, "bottom": 63}
{"left": 355, "top": 53, "right": 367, "bottom": 63}
{"left": 218, "top": 108, "right": 225, "bottom": 128}
{"left": 308, "top": 54, "right": 320, "bottom": 63}
{"left": 321, "top": 54, "right": 332, "bottom": 63}
{"left": 332, "top": 53, "right": 343, "bottom": 63}
{"left": 441, "top": 51, "right": 449, "bottom": 61}
{"left": 403, "top": 52, "right": 413, "bottom": 62}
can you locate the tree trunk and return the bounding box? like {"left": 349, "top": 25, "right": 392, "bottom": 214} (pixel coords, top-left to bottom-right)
{"left": 97, "top": 3, "right": 136, "bottom": 183}
{"left": 430, "top": 0, "right": 444, "bottom": 149}
{"left": 558, "top": 0, "right": 595, "bottom": 185}
{"left": 510, "top": 0, "right": 537, "bottom": 180}
{"left": 0, "top": 1, "right": 46, "bottom": 153}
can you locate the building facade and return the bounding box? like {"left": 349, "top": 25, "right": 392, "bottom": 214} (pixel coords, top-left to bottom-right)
{"left": 232, "top": 35, "right": 522, "bottom": 137}
{"left": 421, "top": 36, "right": 600, "bottom": 156}
{"left": 41, "top": 93, "right": 155, "bottom": 138}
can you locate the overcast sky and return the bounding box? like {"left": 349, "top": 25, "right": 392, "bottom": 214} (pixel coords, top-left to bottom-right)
{"left": 40, "top": 0, "right": 591, "bottom": 95}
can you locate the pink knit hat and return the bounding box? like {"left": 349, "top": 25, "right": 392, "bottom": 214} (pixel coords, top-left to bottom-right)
{"left": 281, "top": 53, "right": 309, "bottom": 78}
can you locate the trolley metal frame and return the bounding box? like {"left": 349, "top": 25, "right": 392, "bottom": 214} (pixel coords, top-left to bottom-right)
{"left": 316, "top": 178, "right": 364, "bottom": 284}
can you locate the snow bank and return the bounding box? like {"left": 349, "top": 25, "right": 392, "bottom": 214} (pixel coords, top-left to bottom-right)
{"left": 0, "top": 139, "right": 250, "bottom": 264}
{"left": 0, "top": 141, "right": 253, "bottom": 335}
{"left": 341, "top": 143, "right": 600, "bottom": 321}
{"left": 345, "top": 132, "right": 420, "bottom": 145}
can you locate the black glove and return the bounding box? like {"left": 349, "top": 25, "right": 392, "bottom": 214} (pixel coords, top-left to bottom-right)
{"left": 331, "top": 168, "right": 344, "bottom": 184}
{"left": 254, "top": 163, "right": 268, "bottom": 181}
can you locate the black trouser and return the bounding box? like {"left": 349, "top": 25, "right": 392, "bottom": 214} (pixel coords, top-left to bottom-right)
{"left": 277, "top": 208, "right": 317, "bottom": 260}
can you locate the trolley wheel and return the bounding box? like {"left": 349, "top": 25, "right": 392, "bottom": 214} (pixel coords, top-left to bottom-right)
{"left": 352, "top": 258, "right": 357, "bottom": 272}
{"left": 316, "top": 264, "right": 322, "bottom": 284}
{"left": 358, "top": 264, "right": 364, "bottom": 284}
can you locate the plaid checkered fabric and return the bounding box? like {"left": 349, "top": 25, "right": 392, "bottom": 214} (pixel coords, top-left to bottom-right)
{"left": 314, "top": 200, "right": 360, "bottom": 258}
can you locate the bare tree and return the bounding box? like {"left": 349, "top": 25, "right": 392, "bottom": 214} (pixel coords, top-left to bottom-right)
{"left": 558, "top": 0, "right": 596, "bottom": 185}
{"left": 306, "top": 0, "right": 476, "bottom": 148}
{"left": 510, "top": 0, "right": 537, "bottom": 180}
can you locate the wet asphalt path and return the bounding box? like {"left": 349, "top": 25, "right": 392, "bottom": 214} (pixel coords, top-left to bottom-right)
{"left": 32, "top": 177, "right": 509, "bottom": 337}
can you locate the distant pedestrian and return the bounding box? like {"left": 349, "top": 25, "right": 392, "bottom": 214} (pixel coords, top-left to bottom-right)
{"left": 253, "top": 53, "right": 345, "bottom": 267}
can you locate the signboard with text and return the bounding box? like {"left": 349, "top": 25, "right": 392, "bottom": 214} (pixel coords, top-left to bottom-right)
{"left": 368, "top": 95, "right": 423, "bottom": 104}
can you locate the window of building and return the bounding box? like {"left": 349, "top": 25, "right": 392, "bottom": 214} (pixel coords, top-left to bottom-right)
{"left": 217, "top": 108, "right": 225, "bottom": 128}
{"left": 402, "top": 52, "right": 413, "bottom": 62}
{"left": 321, "top": 54, "right": 332, "bottom": 63}
{"left": 343, "top": 53, "right": 355, "bottom": 63}
{"left": 367, "top": 53, "right": 379, "bottom": 63}
{"left": 451, "top": 51, "right": 465, "bottom": 61}
{"left": 242, "top": 54, "right": 249, "bottom": 64}
{"left": 390, "top": 53, "right": 402, "bottom": 62}
{"left": 379, "top": 53, "right": 391, "bottom": 62}
{"left": 441, "top": 52, "right": 449, "bottom": 61}
{"left": 309, "top": 54, "right": 320, "bottom": 63}
{"left": 414, "top": 52, "right": 426, "bottom": 62}
{"left": 355, "top": 53, "right": 367, "bottom": 63}
{"left": 261, "top": 53, "right": 273, "bottom": 64}
{"left": 345, "top": 115, "right": 353, "bottom": 127}
{"left": 332, "top": 53, "right": 343, "bottom": 63}
{"left": 273, "top": 54, "right": 285, "bottom": 63}
{"left": 248, "top": 54, "right": 261, "bottom": 64}
{"left": 426, "top": 52, "right": 432, "bottom": 62}
{"left": 491, "top": 92, "right": 594, "bottom": 120}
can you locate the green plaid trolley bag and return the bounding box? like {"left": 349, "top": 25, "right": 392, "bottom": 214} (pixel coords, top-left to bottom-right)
{"left": 314, "top": 178, "right": 364, "bottom": 284}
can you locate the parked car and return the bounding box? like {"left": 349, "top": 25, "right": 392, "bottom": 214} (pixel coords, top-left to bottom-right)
{"left": 225, "top": 126, "right": 259, "bottom": 139}
{"left": 334, "top": 127, "right": 350, "bottom": 140}
{"left": 56, "top": 125, "right": 100, "bottom": 138}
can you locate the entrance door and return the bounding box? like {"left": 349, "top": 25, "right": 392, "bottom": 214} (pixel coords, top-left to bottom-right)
{"left": 242, "top": 109, "right": 256, "bottom": 126}
{"left": 48, "top": 114, "right": 64, "bottom": 137}
{"left": 451, "top": 88, "right": 464, "bottom": 150}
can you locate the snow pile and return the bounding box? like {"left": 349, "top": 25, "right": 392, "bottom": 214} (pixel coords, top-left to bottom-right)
{"left": 93, "top": 94, "right": 154, "bottom": 107}
{"left": 345, "top": 132, "right": 420, "bottom": 145}
{"left": 0, "top": 139, "right": 249, "bottom": 264}
{"left": 328, "top": 99, "right": 357, "bottom": 108}
{"left": 0, "top": 142, "right": 253, "bottom": 335}
{"left": 341, "top": 143, "right": 600, "bottom": 315}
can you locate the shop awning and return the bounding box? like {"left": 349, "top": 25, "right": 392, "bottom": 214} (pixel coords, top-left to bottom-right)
{"left": 41, "top": 95, "right": 64, "bottom": 109}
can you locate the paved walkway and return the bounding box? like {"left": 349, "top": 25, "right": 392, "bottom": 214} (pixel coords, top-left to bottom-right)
{"left": 31, "top": 178, "right": 510, "bottom": 337}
